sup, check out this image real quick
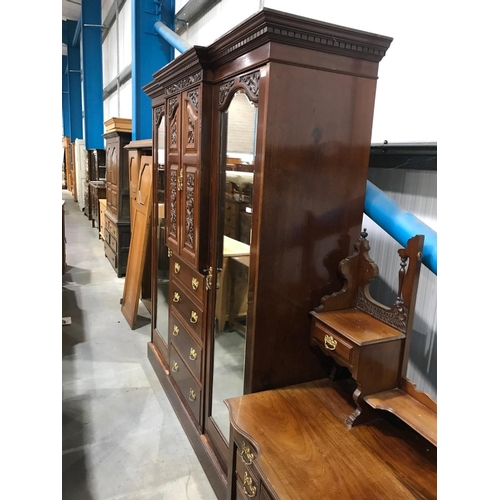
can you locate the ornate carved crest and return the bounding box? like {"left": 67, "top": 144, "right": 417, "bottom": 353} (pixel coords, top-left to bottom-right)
{"left": 356, "top": 289, "right": 407, "bottom": 333}
{"left": 219, "top": 79, "right": 235, "bottom": 106}
{"left": 185, "top": 172, "right": 195, "bottom": 248}
{"left": 187, "top": 89, "right": 199, "bottom": 110}
{"left": 240, "top": 71, "right": 260, "bottom": 98}
{"left": 169, "top": 170, "right": 177, "bottom": 237}
{"left": 166, "top": 71, "right": 202, "bottom": 96}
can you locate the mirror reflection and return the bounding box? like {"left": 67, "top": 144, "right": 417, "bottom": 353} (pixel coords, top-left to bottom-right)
{"left": 211, "top": 90, "right": 257, "bottom": 441}
{"left": 156, "top": 116, "right": 170, "bottom": 342}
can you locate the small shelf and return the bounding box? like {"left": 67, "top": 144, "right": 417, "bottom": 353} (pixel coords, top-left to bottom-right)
{"left": 365, "top": 389, "right": 437, "bottom": 446}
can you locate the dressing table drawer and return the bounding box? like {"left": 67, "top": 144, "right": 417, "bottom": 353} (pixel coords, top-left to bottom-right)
{"left": 311, "top": 318, "right": 353, "bottom": 366}
{"left": 169, "top": 310, "right": 203, "bottom": 382}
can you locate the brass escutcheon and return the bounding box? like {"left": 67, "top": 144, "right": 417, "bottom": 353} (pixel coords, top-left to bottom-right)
{"left": 324, "top": 334, "right": 337, "bottom": 351}
{"left": 189, "top": 347, "right": 197, "bottom": 361}
{"left": 190, "top": 311, "right": 198, "bottom": 324}
{"left": 189, "top": 388, "right": 196, "bottom": 401}
{"left": 173, "top": 292, "right": 181, "bottom": 303}
{"left": 240, "top": 442, "right": 254, "bottom": 465}
{"left": 243, "top": 472, "right": 256, "bottom": 498}
{"left": 192, "top": 277, "right": 199, "bottom": 290}
{"left": 172, "top": 361, "right": 179, "bottom": 373}
{"left": 173, "top": 325, "right": 179, "bottom": 336}
{"left": 174, "top": 262, "right": 181, "bottom": 273}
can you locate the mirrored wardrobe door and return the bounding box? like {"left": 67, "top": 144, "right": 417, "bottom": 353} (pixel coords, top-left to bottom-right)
{"left": 209, "top": 88, "right": 258, "bottom": 444}
{"left": 154, "top": 112, "right": 170, "bottom": 355}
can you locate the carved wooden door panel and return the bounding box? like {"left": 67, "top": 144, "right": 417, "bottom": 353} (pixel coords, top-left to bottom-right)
{"left": 179, "top": 87, "right": 200, "bottom": 268}
{"left": 166, "top": 95, "right": 181, "bottom": 254}
{"left": 121, "top": 155, "right": 153, "bottom": 329}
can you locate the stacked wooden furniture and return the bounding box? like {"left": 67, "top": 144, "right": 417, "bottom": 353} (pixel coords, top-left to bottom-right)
{"left": 144, "top": 8, "right": 393, "bottom": 499}
{"left": 88, "top": 148, "right": 106, "bottom": 229}
{"left": 103, "top": 118, "right": 132, "bottom": 277}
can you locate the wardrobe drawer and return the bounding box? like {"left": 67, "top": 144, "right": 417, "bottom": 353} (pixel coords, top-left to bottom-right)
{"left": 169, "top": 280, "right": 203, "bottom": 340}
{"left": 170, "top": 254, "right": 205, "bottom": 305}
{"left": 169, "top": 343, "right": 201, "bottom": 425}
{"left": 169, "top": 310, "right": 203, "bottom": 382}
{"left": 311, "top": 318, "right": 353, "bottom": 366}
{"left": 104, "top": 241, "right": 117, "bottom": 270}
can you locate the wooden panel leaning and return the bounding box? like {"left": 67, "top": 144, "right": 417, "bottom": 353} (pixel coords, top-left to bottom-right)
{"left": 310, "top": 229, "right": 436, "bottom": 445}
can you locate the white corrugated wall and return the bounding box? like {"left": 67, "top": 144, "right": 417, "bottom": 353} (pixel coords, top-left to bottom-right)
{"left": 362, "top": 169, "right": 437, "bottom": 400}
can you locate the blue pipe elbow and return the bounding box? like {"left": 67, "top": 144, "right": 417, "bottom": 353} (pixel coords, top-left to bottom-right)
{"left": 154, "top": 21, "right": 192, "bottom": 54}
{"left": 364, "top": 181, "right": 437, "bottom": 275}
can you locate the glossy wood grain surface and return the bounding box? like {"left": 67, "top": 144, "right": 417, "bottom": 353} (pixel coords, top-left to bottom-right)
{"left": 365, "top": 388, "right": 437, "bottom": 446}
{"left": 311, "top": 309, "right": 404, "bottom": 345}
{"left": 226, "top": 379, "right": 436, "bottom": 499}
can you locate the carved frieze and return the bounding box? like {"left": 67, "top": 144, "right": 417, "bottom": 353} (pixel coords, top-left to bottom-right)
{"left": 166, "top": 71, "right": 202, "bottom": 96}
{"left": 356, "top": 288, "right": 407, "bottom": 333}
{"left": 185, "top": 172, "right": 195, "bottom": 248}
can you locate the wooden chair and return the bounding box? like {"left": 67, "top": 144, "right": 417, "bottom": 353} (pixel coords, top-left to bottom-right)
{"left": 310, "top": 229, "right": 436, "bottom": 445}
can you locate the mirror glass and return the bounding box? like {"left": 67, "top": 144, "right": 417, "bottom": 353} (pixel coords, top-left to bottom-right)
{"left": 156, "top": 116, "right": 170, "bottom": 342}
{"left": 211, "top": 90, "right": 257, "bottom": 441}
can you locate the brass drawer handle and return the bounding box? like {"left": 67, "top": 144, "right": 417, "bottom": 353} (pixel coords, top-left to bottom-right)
{"left": 172, "top": 361, "right": 179, "bottom": 373}
{"left": 190, "top": 311, "right": 198, "bottom": 324}
{"left": 174, "top": 262, "right": 181, "bottom": 273}
{"left": 243, "top": 472, "right": 256, "bottom": 498}
{"left": 240, "top": 442, "right": 254, "bottom": 465}
{"left": 192, "top": 277, "right": 199, "bottom": 290}
{"left": 173, "top": 292, "right": 181, "bottom": 303}
{"left": 172, "top": 325, "right": 179, "bottom": 336}
{"left": 189, "top": 348, "right": 197, "bottom": 361}
{"left": 189, "top": 388, "right": 196, "bottom": 401}
{"left": 324, "top": 334, "right": 337, "bottom": 351}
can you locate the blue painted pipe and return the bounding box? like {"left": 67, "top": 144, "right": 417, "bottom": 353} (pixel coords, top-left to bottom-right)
{"left": 154, "top": 21, "right": 192, "bottom": 54}
{"left": 364, "top": 180, "right": 437, "bottom": 275}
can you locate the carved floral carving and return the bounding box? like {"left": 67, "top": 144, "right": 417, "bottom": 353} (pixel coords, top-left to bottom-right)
{"left": 187, "top": 89, "right": 199, "bottom": 110}
{"left": 185, "top": 172, "right": 195, "bottom": 248}
{"left": 166, "top": 71, "right": 201, "bottom": 96}
{"left": 170, "top": 170, "right": 177, "bottom": 237}
{"left": 171, "top": 119, "right": 177, "bottom": 148}
{"left": 219, "top": 79, "right": 235, "bottom": 106}
{"left": 187, "top": 117, "right": 195, "bottom": 145}
{"left": 168, "top": 97, "right": 178, "bottom": 118}
{"left": 240, "top": 71, "right": 260, "bottom": 98}
{"left": 155, "top": 106, "right": 165, "bottom": 125}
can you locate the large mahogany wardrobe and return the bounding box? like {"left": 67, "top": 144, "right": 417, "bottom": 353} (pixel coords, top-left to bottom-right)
{"left": 143, "top": 8, "right": 401, "bottom": 499}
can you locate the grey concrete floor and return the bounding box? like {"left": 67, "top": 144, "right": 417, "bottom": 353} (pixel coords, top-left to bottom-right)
{"left": 62, "top": 190, "right": 217, "bottom": 500}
